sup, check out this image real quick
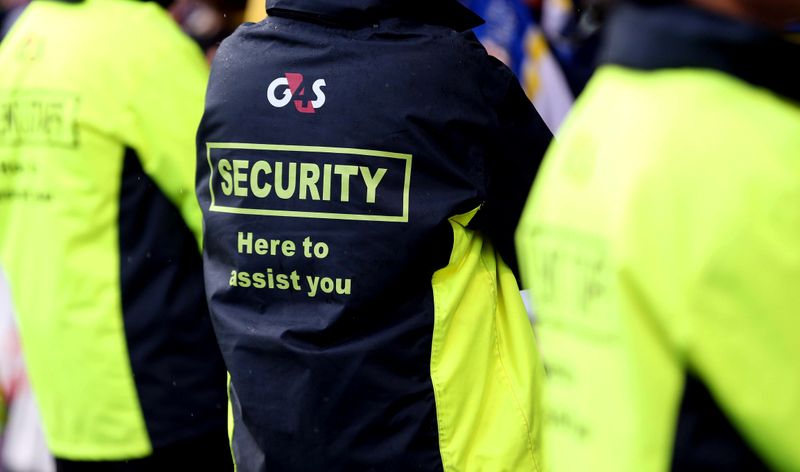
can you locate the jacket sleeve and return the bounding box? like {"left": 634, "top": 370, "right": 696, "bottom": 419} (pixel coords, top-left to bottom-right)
{"left": 472, "top": 66, "right": 553, "bottom": 279}
{"left": 126, "top": 6, "right": 209, "bottom": 247}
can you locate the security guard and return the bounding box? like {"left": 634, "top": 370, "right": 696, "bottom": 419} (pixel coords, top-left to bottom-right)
{"left": 516, "top": 0, "right": 800, "bottom": 471}
{"left": 0, "top": 0, "right": 231, "bottom": 468}
{"left": 196, "top": 0, "right": 552, "bottom": 469}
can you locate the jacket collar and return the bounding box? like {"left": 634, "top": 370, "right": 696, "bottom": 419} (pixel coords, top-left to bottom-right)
{"left": 266, "top": 0, "right": 484, "bottom": 31}
{"left": 601, "top": 2, "right": 800, "bottom": 103}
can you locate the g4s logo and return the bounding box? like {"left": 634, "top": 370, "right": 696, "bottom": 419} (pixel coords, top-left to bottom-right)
{"left": 267, "top": 73, "right": 327, "bottom": 113}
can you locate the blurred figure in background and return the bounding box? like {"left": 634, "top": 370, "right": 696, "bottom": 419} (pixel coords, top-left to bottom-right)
{"left": 0, "top": 0, "right": 28, "bottom": 41}
{"left": 461, "top": 0, "right": 574, "bottom": 132}
{"left": 0, "top": 268, "right": 53, "bottom": 472}
{"left": 460, "top": 0, "right": 606, "bottom": 134}
{"left": 539, "top": 0, "right": 604, "bottom": 95}
{"left": 170, "top": 0, "right": 247, "bottom": 62}
{"left": 517, "top": 0, "right": 800, "bottom": 471}
{"left": 0, "top": 0, "right": 231, "bottom": 469}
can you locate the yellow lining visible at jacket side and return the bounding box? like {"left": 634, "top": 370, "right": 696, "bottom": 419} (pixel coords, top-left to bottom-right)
{"left": 430, "top": 208, "right": 543, "bottom": 471}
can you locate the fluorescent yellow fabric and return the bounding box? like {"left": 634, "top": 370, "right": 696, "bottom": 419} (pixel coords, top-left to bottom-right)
{"left": 227, "top": 373, "right": 237, "bottom": 471}
{"left": 431, "top": 209, "right": 544, "bottom": 471}
{"left": 245, "top": 0, "right": 267, "bottom": 23}
{"left": 516, "top": 66, "right": 800, "bottom": 472}
{"left": 0, "top": 0, "right": 207, "bottom": 459}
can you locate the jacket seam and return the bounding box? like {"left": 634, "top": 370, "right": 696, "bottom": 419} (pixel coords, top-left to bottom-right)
{"left": 484, "top": 250, "right": 539, "bottom": 471}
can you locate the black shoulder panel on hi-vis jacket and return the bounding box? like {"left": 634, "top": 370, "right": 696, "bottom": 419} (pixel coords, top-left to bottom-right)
{"left": 671, "top": 374, "right": 769, "bottom": 472}
{"left": 119, "top": 147, "right": 226, "bottom": 448}
{"left": 196, "top": 0, "right": 551, "bottom": 469}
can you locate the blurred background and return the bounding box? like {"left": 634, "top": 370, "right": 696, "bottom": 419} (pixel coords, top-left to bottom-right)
{"left": 1, "top": 0, "right": 603, "bottom": 124}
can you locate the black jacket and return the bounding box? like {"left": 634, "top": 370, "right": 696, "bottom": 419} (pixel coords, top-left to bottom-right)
{"left": 196, "top": 0, "right": 551, "bottom": 469}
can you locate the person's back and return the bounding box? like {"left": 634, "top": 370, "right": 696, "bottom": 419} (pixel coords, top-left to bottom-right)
{"left": 0, "top": 0, "right": 231, "bottom": 467}
{"left": 197, "top": 0, "right": 552, "bottom": 469}
{"left": 516, "top": 1, "right": 800, "bottom": 471}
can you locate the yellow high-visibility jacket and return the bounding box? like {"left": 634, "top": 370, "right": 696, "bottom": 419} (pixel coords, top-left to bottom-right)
{"left": 517, "top": 4, "right": 800, "bottom": 472}
{"left": 0, "top": 0, "right": 227, "bottom": 460}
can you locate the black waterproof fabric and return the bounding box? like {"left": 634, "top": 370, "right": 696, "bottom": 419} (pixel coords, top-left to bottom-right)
{"left": 196, "top": 1, "right": 551, "bottom": 469}
{"left": 671, "top": 375, "right": 769, "bottom": 472}
{"left": 54, "top": 429, "right": 233, "bottom": 472}
{"left": 119, "top": 148, "right": 228, "bottom": 450}
{"left": 602, "top": 2, "right": 800, "bottom": 104}
{"left": 265, "top": 0, "right": 483, "bottom": 30}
